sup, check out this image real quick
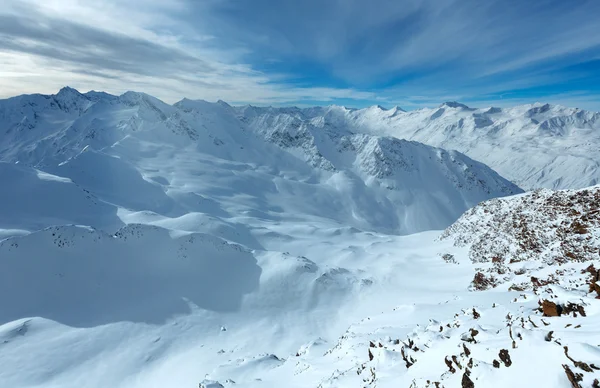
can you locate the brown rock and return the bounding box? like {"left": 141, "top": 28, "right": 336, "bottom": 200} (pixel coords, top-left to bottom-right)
{"left": 499, "top": 349, "right": 512, "bottom": 367}
{"left": 590, "top": 281, "right": 600, "bottom": 298}
{"left": 563, "top": 303, "right": 586, "bottom": 317}
{"left": 562, "top": 364, "right": 583, "bottom": 388}
{"left": 400, "top": 347, "right": 414, "bottom": 368}
{"left": 563, "top": 346, "right": 594, "bottom": 373}
{"left": 452, "top": 355, "right": 463, "bottom": 370}
{"left": 445, "top": 356, "right": 456, "bottom": 374}
{"left": 472, "top": 272, "right": 496, "bottom": 291}
{"left": 542, "top": 299, "right": 561, "bottom": 317}
{"left": 463, "top": 343, "right": 471, "bottom": 357}
{"left": 461, "top": 370, "right": 475, "bottom": 388}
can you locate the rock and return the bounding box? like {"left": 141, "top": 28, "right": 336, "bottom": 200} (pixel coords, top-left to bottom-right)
{"left": 566, "top": 303, "right": 586, "bottom": 317}
{"left": 461, "top": 370, "right": 475, "bottom": 388}
{"left": 462, "top": 343, "right": 471, "bottom": 357}
{"left": 472, "top": 272, "right": 497, "bottom": 291}
{"left": 499, "top": 349, "right": 512, "bottom": 367}
{"left": 542, "top": 299, "right": 561, "bottom": 317}
{"left": 445, "top": 356, "right": 456, "bottom": 373}
{"left": 199, "top": 380, "right": 225, "bottom": 388}
{"left": 562, "top": 364, "right": 583, "bottom": 388}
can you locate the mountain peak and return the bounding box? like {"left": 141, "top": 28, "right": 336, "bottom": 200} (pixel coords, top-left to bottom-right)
{"left": 84, "top": 90, "right": 117, "bottom": 102}
{"left": 440, "top": 101, "right": 470, "bottom": 109}
{"left": 216, "top": 100, "right": 231, "bottom": 108}
{"left": 52, "top": 86, "right": 91, "bottom": 113}
{"left": 56, "top": 86, "right": 83, "bottom": 96}
{"left": 55, "top": 86, "right": 87, "bottom": 102}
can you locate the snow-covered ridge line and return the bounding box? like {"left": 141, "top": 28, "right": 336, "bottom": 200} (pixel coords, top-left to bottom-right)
{"left": 234, "top": 99, "right": 600, "bottom": 191}
{"left": 0, "top": 86, "right": 521, "bottom": 235}
{"left": 3, "top": 86, "right": 599, "bottom": 191}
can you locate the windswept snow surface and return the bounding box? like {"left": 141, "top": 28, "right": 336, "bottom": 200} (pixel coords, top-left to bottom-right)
{"left": 1, "top": 88, "right": 598, "bottom": 388}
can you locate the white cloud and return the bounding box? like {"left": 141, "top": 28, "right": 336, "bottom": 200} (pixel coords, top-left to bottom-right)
{"left": 0, "top": 0, "right": 599, "bottom": 111}
{"left": 0, "top": 0, "right": 380, "bottom": 104}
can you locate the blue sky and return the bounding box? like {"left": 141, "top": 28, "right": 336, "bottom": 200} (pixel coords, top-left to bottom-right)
{"left": 1, "top": 0, "right": 600, "bottom": 110}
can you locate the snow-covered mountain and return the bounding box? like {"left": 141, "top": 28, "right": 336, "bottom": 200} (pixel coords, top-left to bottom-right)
{"left": 0, "top": 88, "right": 520, "bottom": 236}
{"left": 1, "top": 88, "right": 598, "bottom": 388}
{"left": 236, "top": 102, "right": 600, "bottom": 190}
{"left": 4, "top": 88, "right": 598, "bottom": 191}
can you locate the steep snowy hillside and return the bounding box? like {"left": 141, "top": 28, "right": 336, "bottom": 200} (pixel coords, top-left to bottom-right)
{"left": 237, "top": 102, "right": 600, "bottom": 190}
{"left": 0, "top": 88, "right": 520, "bottom": 235}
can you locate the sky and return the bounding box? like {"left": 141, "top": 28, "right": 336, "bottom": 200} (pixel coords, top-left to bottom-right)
{"left": 1, "top": 0, "right": 600, "bottom": 110}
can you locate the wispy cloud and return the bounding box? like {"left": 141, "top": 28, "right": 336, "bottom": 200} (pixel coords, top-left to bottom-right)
{"left": 0, "top": 0, "right": 599, "bottom": 110}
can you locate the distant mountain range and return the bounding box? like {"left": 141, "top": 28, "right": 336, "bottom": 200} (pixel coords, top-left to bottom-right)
{"left": 236, "top": 100, "right": 600, "bottom": 190}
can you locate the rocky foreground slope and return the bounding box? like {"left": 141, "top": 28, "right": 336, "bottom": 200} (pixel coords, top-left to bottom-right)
{"left": 441, "top": 185, "right": 600, "bottom": 292}
{"left": 196, "top": 187, "right": 600, "bottom": 387}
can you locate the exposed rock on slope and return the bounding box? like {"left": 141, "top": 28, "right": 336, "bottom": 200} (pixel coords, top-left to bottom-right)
{"left": 441, "top": 185, "right": 600, "bottom": 291}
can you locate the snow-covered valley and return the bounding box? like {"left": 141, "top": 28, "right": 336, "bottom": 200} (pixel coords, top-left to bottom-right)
{"left": 0, "top": 88, "right": 599, "bottom": 388}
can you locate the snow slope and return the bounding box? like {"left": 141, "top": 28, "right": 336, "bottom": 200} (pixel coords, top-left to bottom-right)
{"left": 0, "top": 224, "right": 260, "bottom": 327}
{"left": 236, "top": 102, "right": 600, "bottom": 190}
{"left": 0, "top": 161, "right": 121, "bottom": 237}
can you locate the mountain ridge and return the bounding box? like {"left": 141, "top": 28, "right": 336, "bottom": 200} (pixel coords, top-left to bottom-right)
{"left": 0, "top": 87, "right": 521, "bottom": 236}
{"left": 4, "top": 86, "right": 598, "bottom": 191}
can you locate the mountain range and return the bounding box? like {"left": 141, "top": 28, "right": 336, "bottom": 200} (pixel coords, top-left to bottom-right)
{"left": 237, "top": 100, "right": 600, "bottom": 190}
{"left": 0, "top": 87, "right": 521, "bottom": 236}
{"left": 0, "top": 87, "right": 599, "bottom": 388}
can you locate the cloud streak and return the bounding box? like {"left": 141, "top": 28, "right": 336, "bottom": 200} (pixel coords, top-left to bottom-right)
{"left": 0, "top": 0, "right": 599, "bottom": 110}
